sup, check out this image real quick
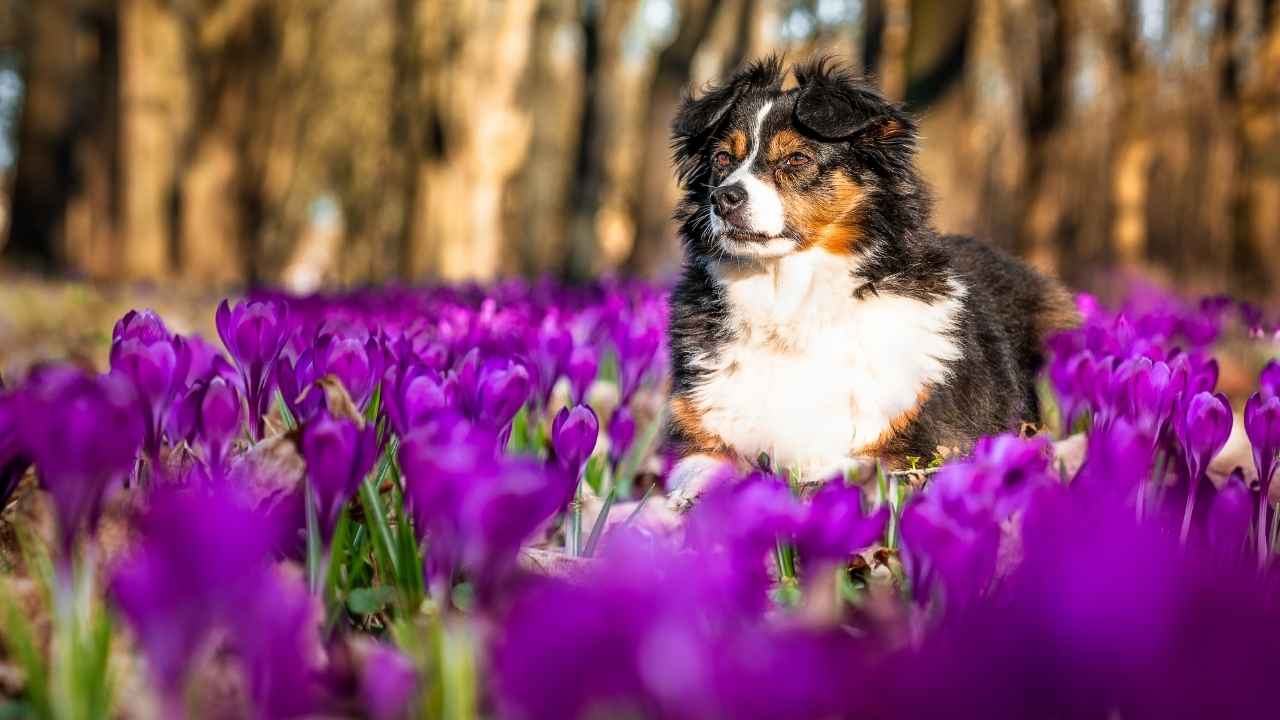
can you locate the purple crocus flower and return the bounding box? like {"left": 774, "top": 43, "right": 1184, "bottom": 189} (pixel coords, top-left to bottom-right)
{"left": 565, "top": 345, "right": 599, "bottom": 405}
{"left": 1072, "top": 418, "right": 1154, "bottom": 507}
{"left": 382, "top": 361, "right": 457, "bottom": 437}
{"left": 684, "top": 472, "right": 803, "bottom": 615}
{"left": 399, "top": 419, "right": 566, "bottom": 597}
{"left": 1208, "top": 470, "right": 1251, "bottom": 556}
{"left": 610, "top": 319, "right": 661, "bottom": 405}
{"left": 531, "top": 314, "right": 573, "bottom": 410}
{"left": 900, "top": 483, "right": 1001, "bottom": 606}
{"left": 793, "top": 478, "right": 888, "bottom": 566}
{"left": 171, "top": 376, "right": 243, "bottom": 479}
{"left": 1175, "top": 391, "right": 1232, "bottom": 541}
{"left": 1261, "top": 359, "right": 1280, "bottom": 399}
{"left": 362, "top": 644, "right": 419, "bottom": 720}
{"left": 229, "top": 569, "right": 324, "bottom": 719}
{"left": 299, "top": 411, "right": 378, "bottom": 541}
{"left": 312, "top": 333, "right": 385, "bottom": 409}
{"left": 607, "top": 405, "right": 636, "bottom": 471}
{"left": 111, "top": 484, "right": 280, "bottom": 712}
{"left": 1125, "top": 358, "right": 1185, "bottom": 438}
{"left": 0, "top": 379, "right": 30, "bottom": 510}
{"left": 933, "top": 434, "right": 1055, "bottom": 520}
{"left": 110, "top": 310, "right": 192, "bottom": 469}
{"left": 1245, "top": 390, "right": 1280, "bottom": 561}
{"left": 455, "top": 351, "right": 531, "bottom": 438}
{"left": 17, "top": 366, "right": 142, "bottom": 557}
{"left": 551, "top": 404, "right": 599, "bottom": 488}
{"left": 216, "top": 299, "right": 290, "bottom": 440}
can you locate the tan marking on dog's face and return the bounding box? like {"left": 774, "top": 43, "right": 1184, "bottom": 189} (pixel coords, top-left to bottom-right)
{"left": 765, "top": 128, "right": 808, "bottom": 164}
{"left": 781, "top": 170, "right": 867, "bottom": 254}
{"left": 717, "top": 130, "right": 748, "bottom": 160}
{"left": 670, "top": 395, "right": 731, "bottom": 456}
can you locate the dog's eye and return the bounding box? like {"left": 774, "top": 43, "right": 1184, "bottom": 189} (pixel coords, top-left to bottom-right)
{"left": 785, "top": 153, "right": 812, "bottom": 167}
{"left": 712, "top": 151, "right": 734, "bottom": 170}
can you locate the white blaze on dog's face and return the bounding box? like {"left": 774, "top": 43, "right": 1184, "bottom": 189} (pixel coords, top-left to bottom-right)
{"left": 706, "top": 101, "right": 797, "bottom": 260}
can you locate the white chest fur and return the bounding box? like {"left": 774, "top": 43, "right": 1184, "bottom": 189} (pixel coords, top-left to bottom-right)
{"left": 689, "top": 249, "right": 964, "bottom": 479}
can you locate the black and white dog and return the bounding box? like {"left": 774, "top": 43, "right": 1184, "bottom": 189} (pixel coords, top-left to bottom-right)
{"left": 665, "top": 57, "right": 1077, "bottom": 502}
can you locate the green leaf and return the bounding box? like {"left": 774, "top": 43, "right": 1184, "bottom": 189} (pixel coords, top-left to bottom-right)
{"left": 583, "top": 485, "right": 616, "bottom": 558}
{"left": 277, "top": 391, "right": 298, "bottom": 431}
{"left": 0, "top": 585, "right": 49, "bottom": 718}
{"left": 304, "top": 479, "right": 322, "bottom": 595}
{"left": 347, "top": 586, "right": 396, "bottom": 615}
{"left": 360, "top": 438, "right": 403, "bottom": 588}
{"left": 364, "top": 381, "right": 383, "bottom": 426}
{"left": 583, "top": 455, "right": 606, "bottom": 496}
{"left": 507, "top": 405, "right": 530, "bottom": 453}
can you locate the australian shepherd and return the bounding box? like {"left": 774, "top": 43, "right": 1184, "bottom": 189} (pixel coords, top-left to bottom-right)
{"left": 665, "top": 57, "right": 1078, "bottom": 505}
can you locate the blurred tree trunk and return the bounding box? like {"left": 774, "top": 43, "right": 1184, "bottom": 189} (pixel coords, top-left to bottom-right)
{"left": 172, "top": 1, "right": 282, "bottom": 285}
{"left": 391, "top": 0, "right": 426, "bottom": 281}
{"left": 564, "top": 0, "right": 640, "bottom": 280}
{"left": 1233, "top": 2, "right": 1280, "bottom": 296}
{"left": 626, "top": 0, "right": 719, "bottom": 279}
{"left": 118, "top": 0, "right": 184, "bottom": 281}
{"left": 4, "top": 0, "right": 81, "bottom": 273}
{"left": 62, "top": 3, "right": 121, "bottom": 279}
{"left": 411, "top": 0, "right": 537, "bottom": 281}
{"left": 510, "top": 0, "right": 582, "bottom": 275}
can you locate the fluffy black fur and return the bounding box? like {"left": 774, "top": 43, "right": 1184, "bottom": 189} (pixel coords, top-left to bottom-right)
{"left": 667, "top": 57, "right": 1077, "bottom": 464}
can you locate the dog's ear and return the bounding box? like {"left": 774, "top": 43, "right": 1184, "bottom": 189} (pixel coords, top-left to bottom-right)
{"left": 792, "top": 58, "right": 915, "bottom": 150}
{"left": 671, "top": 56, "right": 783, "bottom": 188}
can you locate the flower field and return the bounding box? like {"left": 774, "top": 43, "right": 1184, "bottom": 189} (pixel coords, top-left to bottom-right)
{"left": 2, "top": 280, "right": 1280, "bottom": 719}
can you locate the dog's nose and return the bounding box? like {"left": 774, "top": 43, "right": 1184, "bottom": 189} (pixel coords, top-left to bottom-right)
{"left": 711, "top": 184, "right": 747, "bottom": 217}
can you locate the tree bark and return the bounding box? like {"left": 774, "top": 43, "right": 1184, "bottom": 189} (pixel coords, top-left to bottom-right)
{"left": 626, "top": 0, "right": 720, "bottom": 279}
{"left": 4, "top": 0, "right": 80, "bottom": 273}
{"left": 411, "top": 0, "right": 537, "bottom": 281}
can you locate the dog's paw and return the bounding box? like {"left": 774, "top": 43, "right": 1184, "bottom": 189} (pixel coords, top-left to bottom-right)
{"left": 665, "top": 454, "right": 732, "bottom": 513}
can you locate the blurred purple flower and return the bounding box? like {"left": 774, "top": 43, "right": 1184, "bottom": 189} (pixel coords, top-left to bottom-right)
{"left": 1073, "top": 418, "right": 1154, "bottom": 507}
{"left": 382, "top": 361, "right": 456, "bottom": 437}
{"left": 606, "top": 405, "right": 636, "bottom": 470}
{"left": 565, "top": 345, "right": 599, "bottom": 405}
{"left": 1260, "top": 359, "right": 1280, "bottom": 399}
{"left": 17, "top": 366, "right": 142, "bottom": 556}
{"left": 684, "top": 472, "right": 802, "bottom": 615}
{"left": 793, "top": 478, "right": 887, "bottom": 565}
{"left": 1245, "top": 390, "right": 1280, "bottom": 561}
{"left": 399, "top": 419, "right": 567, "bottom": 596}
{"left": 531, "top": 315, "right": 572, "bottom": 409}
{"left": 110, "top": 310, "right": 192, "bottom": 466}
{"left": 300, "top": 411, "right": 378, "bottom": 541}
{"left": 931, "top": 434, "right": 1055, "bottom": 520}
{"left": 1176, "top": 391, "right": 1232, "bottom": 482}
{"left": 1175, "top": 391, "right": 1232, "bottom": 541}
{"left": 901, "top": 490, "right": 1001, "bottom": 606}
{"left": 1125, "top": 358, "right": 1185, "bottom": 437}
{"left": 229, "top": 570, "right": 324, "bottom": 719}
{"left": 216, "top": 299, "right": 290, "bottom": 440}
{"left": 1208, "top": 470, "right": 1251, "bottom": 555}
{"left": 551, "top": 404, "right": 598, "bottom": 487}
{"left": 110, "top": 485, "right": 280, "bottom": 709}
{"left": 313, "top": 333, "right": 384, "bottom": 409}
{"left": 362, "top": 644, "right": 418, "bottom": 720}
{"left": 171, "top": 376, "right": 243, "bottom": 479}
{"left": 455, "top": 351, "right": 531, "bottom": 437}
{"left": 611, "top": 320, "right": 660, "bottom": 404}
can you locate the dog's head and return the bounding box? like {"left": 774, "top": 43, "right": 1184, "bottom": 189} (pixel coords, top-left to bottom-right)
{"left": 672, "top": 57, "right": 926, "bottom": 261}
